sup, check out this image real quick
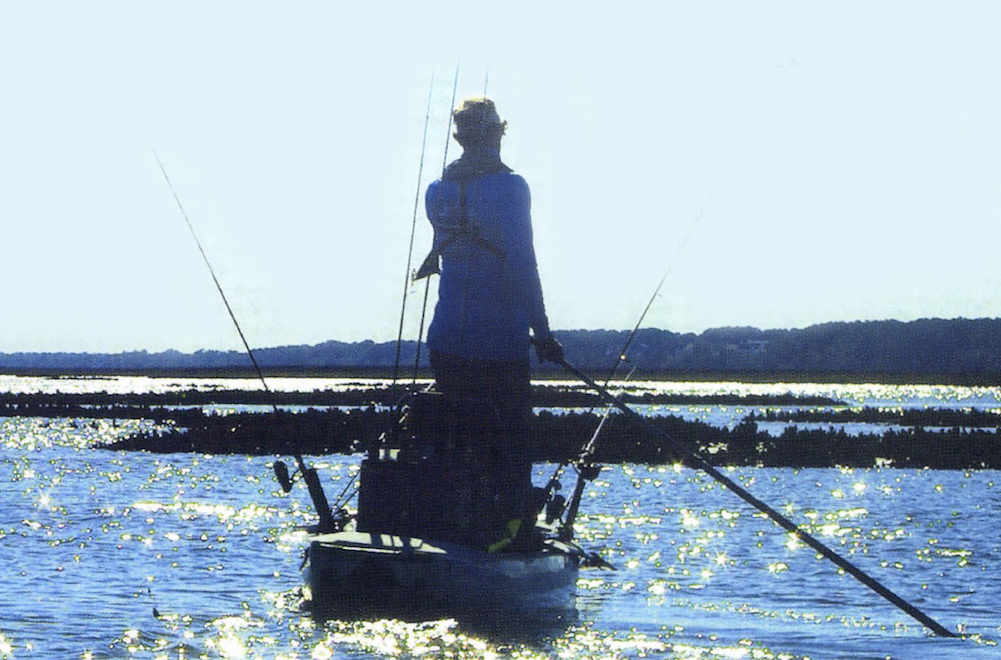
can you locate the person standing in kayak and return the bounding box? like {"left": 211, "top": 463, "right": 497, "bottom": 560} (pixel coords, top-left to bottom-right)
{"left": 416, "top": 96, "right": 562, "bottom": 547}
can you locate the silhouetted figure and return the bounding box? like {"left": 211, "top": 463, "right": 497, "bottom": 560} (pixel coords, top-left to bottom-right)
{"left": 416, "top": 97, "right": 562, "bottom": 548}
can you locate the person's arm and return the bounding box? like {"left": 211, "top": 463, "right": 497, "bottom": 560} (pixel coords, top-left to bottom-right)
{"left": 415, "top": 180, "right": 446, "bottom": 280}
{"left": 507, "top": 177, "right": 562, "bottom": 362}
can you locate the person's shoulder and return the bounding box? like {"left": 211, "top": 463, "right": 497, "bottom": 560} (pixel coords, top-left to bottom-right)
{"left": 491, "top": 172, "right": 529, "bottom": 195}
{"left": 425, "top": 177, "right": 447, "bottom": 198}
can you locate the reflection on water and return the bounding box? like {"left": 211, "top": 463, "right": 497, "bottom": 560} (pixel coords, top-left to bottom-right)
{"left": 0, "top": 375, "right": 402, "bottom": 397}
{"left": 0, "top": 376, "right": 998, "bottom": 659}
{"left": 4, "top": 374, "right": 1001, "bottom": 406}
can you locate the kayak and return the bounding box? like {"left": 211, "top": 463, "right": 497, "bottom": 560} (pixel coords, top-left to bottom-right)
{"left": 296, "top": 391, "right": 594, "bottom": 622}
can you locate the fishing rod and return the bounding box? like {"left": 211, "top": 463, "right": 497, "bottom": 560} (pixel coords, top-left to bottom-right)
{"left": 557, "top": 357, "right": 956, "bottom": 637}
{"left": 412, "top": 61, "right": 461, "bottom": 382}
{"left": 391, "top": 69, "right": 436, "bottom": 390}
{"left": 154, "top": 151, "right": 337, "bottom": 531}
{"left": 550, "top": 202, "right": 707, "bottom": 529}
{"left": 600, "top": 198, "right": 707, "bottom": 385}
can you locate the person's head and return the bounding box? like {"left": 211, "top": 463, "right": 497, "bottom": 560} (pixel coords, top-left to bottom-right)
{"left": 452, "top": 97, "right": 507, "bottom": 150}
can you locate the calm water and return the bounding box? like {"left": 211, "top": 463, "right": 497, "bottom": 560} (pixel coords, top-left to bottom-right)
{"left": 0, "top": 377, "right": 998, "bottom": 659}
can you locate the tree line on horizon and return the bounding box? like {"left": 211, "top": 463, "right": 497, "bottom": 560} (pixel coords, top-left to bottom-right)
{"left": 2, "top": 318, "right": 1000, "bottom": 378}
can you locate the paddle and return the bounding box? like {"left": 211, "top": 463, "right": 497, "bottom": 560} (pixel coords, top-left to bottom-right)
{"left": 556, "top": 358, "right": 957, "bottom": 638}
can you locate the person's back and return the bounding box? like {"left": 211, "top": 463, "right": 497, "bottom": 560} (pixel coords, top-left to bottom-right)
{"left": 417, "top": 97, "right": 562, "bottom": 550}
{"left": 425, "top": 170, "right": 543, "bottom": 362}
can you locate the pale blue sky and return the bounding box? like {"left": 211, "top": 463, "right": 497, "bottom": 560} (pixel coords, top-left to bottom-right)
{"left": 1, "top": 2, "right": 999, "bottom": 353}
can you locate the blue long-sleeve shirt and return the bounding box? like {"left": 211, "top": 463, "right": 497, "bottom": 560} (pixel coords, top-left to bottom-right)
{"left": 425, "top": 163, "right": 551, "bottom": 362}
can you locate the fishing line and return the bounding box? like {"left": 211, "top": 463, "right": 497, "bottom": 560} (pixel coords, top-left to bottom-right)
{"left": 154, "top": 151, "right": 336, "bottom": 530}
{"left": 391, "top": 69, "right": 436, "bottom": 391}
{"left": 413, "top": 61, "right": 460, "bottom": 383}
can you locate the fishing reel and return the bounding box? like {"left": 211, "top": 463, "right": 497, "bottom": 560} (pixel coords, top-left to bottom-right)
{"left": 273, "top": 459, "right": 295, "bottom": 493}
{"left": 272, "top": 458, "right": 329, "bottom": 498}
{"left": 577, "top": 463, "right": 601, "bottom": 482}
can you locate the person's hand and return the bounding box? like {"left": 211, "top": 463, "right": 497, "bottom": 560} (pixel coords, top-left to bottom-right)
{"left": 533, "top": 334, "right": 564, "bottom": 364}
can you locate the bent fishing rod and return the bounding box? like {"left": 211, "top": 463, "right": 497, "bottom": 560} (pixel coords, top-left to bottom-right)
{"left": 154, "top": 152, "right": 338, "bottom": 531}
{"left": 555, "top": 357, "right": 955, "bottom": 637}
{"left": 599, "top": 197, "right": 709, "bottom": 387}
{"left": 549, "top": 201, "right": 708, "bottom": 531}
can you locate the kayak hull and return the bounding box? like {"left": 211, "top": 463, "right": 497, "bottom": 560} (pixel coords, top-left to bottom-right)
{"left": 305, "top": 531, "right": 580, "bottom": 622}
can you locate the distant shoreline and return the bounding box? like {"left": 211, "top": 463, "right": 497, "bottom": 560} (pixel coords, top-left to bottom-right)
{"left": 5, "top": 319, "right": 1001, "bottom": 384}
